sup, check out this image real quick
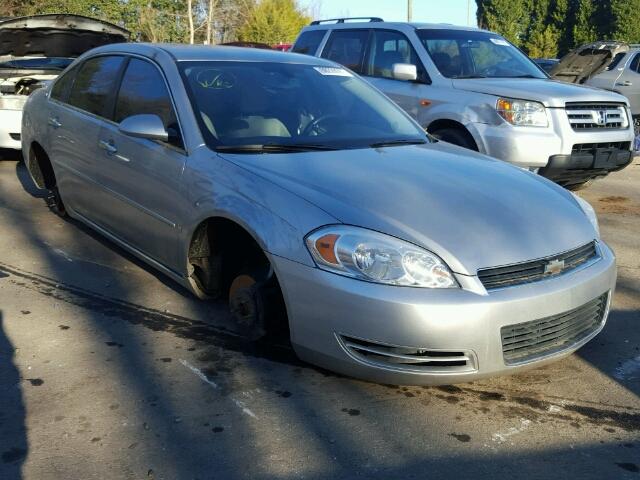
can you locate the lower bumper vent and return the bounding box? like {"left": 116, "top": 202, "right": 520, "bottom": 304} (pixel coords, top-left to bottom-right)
{"left": 501, "top": 293, "right": 608, "bottom": 365}
{"left": 338, "top": 334, "right": 477, "bottom": 373}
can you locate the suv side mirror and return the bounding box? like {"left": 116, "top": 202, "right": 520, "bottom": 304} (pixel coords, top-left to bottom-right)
{"left": 392, "top": 63, "right": 418, "bottom": 81}
{"left": 119, "top": 114, "right": 168, "bottom": 142}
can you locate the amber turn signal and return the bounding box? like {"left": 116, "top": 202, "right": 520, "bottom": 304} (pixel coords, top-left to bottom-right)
{"left": 315, "top": 234, "right": 340, "bottom": 265}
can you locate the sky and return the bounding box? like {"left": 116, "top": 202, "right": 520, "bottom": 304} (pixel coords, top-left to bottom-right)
{"left": 299, "top": 0, "right": 478, "bottom": 27}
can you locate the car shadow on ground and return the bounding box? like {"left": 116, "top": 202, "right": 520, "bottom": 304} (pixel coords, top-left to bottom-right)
{"left": 0, "top": 312, "right": 27, "bottom": 479}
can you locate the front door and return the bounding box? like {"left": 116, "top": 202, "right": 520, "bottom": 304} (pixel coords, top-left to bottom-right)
{"left": 93, "top": 57, "right": 187, "bottom": 271}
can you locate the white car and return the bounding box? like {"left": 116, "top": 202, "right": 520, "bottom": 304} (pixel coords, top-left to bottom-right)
{"left": 0, "top": 14, "right": 129, "bottom": 150}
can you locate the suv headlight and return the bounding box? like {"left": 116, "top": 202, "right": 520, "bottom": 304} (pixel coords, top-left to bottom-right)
{"left": 571, "top": 193, "right": 599, "bottom": 237}
{"left": 496, "top": 97, "right": 548, "bottom": 127}
{"left": 305, "top": 226, "right": 458, "bottom": 288}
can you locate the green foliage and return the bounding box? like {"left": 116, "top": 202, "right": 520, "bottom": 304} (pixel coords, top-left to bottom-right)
{"left": 477, "top": 0, "right": 640, "bottom": 57}
{"left": 237, "top": 0, "right": 310, "bottom": 45}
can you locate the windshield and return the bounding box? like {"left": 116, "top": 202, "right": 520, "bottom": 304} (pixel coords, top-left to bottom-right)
{"left": 179, "top": 61, "right": 428, "bottom": 151}
{"left": 417, "top": 30, "right": 546, "bottom": 79}
{"left": 0, "top": 57, "right": 74, "bottom": 70}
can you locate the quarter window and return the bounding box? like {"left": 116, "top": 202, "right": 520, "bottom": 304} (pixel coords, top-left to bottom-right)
{"left": 365, "top": 30, "right": 428, "bottom": 82}
{"left": 115, "top": 58, "right": 181, "bottom": 146}
{"left": 321, "top": 30, "right": 369, "bottom": 73}
{"left": 292, "top": 30, "right": 326, "bottom": 55}
{"left": 68, "top": 56, "right": 125, "bottom": 118}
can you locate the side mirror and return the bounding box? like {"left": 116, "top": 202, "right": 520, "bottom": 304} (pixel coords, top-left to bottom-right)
{"left": 392, "top": 63, "right": 418, "bottom": 81}
{"left": 118, "top": 114, "right": 168, "bottom": 142}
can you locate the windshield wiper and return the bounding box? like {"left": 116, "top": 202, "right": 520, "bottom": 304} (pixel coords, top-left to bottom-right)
{"left": 453, "top": 74, "right": 488, "bottom": 79}
{"left": 214, "top": 143, "right": 338, "bottom": 153}
{"left": 370, "top": 139, "right": 427, "bottom": 148}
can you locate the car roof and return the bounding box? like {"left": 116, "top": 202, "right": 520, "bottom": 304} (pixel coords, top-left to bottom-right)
{"left": 85, "top": 42, "right": 334, "bottom": 65}
{"left": 302, "top": 21, "right": 490, "bottom": 34}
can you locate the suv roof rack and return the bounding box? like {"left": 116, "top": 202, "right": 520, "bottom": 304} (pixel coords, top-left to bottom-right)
{"left": 310, "top": 17, "right": 384, "bottom": 25}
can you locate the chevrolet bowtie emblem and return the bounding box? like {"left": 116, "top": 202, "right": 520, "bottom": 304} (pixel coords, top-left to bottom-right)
{"left": 544, "top": 259, "right": 565, "bottom": 275}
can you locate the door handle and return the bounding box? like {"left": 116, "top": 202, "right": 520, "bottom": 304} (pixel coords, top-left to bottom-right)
{"left": 48, "top": 117, "right": 62, "bottom": 128}
{"left": 616, "top": 81, "right": 633, "bottom": 87}
{"left": 98, "top": 139, "right": 118, "bottom": 155}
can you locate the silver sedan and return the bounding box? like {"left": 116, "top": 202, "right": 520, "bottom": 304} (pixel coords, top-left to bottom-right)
{"left": 21, "top": 43, "right": 616, "bottom": 385}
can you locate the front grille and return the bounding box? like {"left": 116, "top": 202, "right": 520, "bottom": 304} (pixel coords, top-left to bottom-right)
{"left": 478, "top": 242, "right": 598, "bottom": 290}
{"left": 572, "top": 142, "right": 631, "bottom": 153}
{"left": 565, "top": 103, "right": 627, "bottom": 130}
{"left": 338, "top": 334, "right": 476, "bottom": 373}
{"left": 501, "top": 293, "right": 608, "bottom": 365}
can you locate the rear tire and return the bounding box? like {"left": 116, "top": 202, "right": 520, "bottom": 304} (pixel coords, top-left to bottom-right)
{"left": 430, "top": 128, "right": 477, "bottom": 151}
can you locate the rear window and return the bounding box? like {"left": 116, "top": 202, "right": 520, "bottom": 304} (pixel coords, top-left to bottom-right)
{"left": 292, "top": 30, "right": 326, "bottom": 55}
{"left": 321, "top": 30, "right": 369, "bottom": 73}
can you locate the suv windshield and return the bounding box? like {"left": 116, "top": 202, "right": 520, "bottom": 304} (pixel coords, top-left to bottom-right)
{"left": 417, "top": 30, "right": 546, "bottom": 79}
{"left": 0, "top": 57, "right": 74, "bottom": 70}
{"left": 179, "top": 61, "right": 428, "bottom": 151}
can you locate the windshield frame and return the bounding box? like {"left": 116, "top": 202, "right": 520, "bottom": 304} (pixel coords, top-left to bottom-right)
{"left": 416, "top": 29, "right": 548, "bottom": 80}
{"left": 177, "top": 60, "right": 430, "bottom": 152}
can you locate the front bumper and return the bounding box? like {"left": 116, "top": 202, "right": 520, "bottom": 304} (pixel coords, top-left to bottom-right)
{"left": 539, "top": 144, "right": 633, "bottom": 188}
{"left": 469, "top": 107, "right": 635, "bottom": 173}
{"left": 0, "top": 109, "right": 23, "bottom": 150}
{"left": 270, "top": 242, "right": 616, "bottom": 385}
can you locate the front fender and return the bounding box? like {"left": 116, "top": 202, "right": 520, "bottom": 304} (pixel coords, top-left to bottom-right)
{"left": 179, "top": 151, "right": 339, "bottom": 271}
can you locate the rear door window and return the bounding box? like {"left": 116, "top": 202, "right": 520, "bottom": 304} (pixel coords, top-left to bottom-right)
{"left": 292, "top": 30, "right": 327, "bottom": 55}
{"left": 115, "top": 58, "right": 182, "bottom": 147}
{"left": 321, "top": 29, "right": 369, "bottom": 73}
{"left": 68, "top": 56, "right": 125, "bottom": 119}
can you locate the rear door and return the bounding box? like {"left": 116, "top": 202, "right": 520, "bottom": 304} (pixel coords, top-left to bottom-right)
{"left": 361, "top": 29, "right": 431, "bottom": 120}
{"left": 47, "top": 55, "right": 125, "bottom": 217}
{"left": 93, "top": 57, "right": 186, "bottom": 270}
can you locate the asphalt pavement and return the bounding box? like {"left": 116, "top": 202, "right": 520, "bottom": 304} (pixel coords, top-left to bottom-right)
{"left": 0, "top": 148, "right": 638, "bottom": 479}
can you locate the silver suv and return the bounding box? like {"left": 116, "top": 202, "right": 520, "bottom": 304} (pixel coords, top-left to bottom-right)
{"left": 293, "top": 18, "right": 636, "bottom": 189}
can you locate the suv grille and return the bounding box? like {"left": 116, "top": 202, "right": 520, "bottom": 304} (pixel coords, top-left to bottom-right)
{"left": 572, "top": 141, "right": 631, "bottom": 153}
{"left": 565, "top": 103, "right": 628, "bottom": 130}
{"left": 478, "top": 242, "right": 598, "bottom": 290}
{"left": 338, "top": 335, "right": 476, "bottom": 373}
{"left": 501, "top": 293, "right": 608, "bottom": 365}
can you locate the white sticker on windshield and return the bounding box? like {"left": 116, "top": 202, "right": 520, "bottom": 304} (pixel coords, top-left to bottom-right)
{"left": 490, "top": 38, "right": 510, "bottom": 46}
{"left": 314, "top": 66, "right": 352, "bottom": 76}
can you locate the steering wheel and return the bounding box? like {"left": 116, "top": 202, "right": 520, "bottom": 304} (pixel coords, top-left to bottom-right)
{"left": 301, "top": 114, "right": 342, "bottom": 136}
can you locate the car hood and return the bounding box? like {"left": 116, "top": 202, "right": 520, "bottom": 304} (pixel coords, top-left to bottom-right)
{"left": 550, "top": 41, "right": 629, "bottom": 84}
{"left": 451, "top": 77, "right": 627, "bottom": 107}
{"left": 220, "top": 143, "right": 597, "bottom": 276}
{"left": 0, "top": 14, "right": 129, "bottom": 58}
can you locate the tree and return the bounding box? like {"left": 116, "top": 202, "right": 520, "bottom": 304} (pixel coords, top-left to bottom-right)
{"left": 476, "top": 0, "right": 529, "bottom": 46}
{"left": 609, "top": 0, "right": 640, "bottom": 43}
{"left": 571, "top": 0, "right": 598, "bottom": 46}
{"left": 237, "top": 0, "right": 310, "bottom": 45}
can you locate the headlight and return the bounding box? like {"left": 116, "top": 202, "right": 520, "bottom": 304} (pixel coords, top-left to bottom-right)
{"left": 496, "top": 97, "right": 548, "bottom": 127}
{"left": 305, "top": 226, "right": 458, "bottom": 288}
{"left": 571, "top": 193, "right": 599, "bottom": 237}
